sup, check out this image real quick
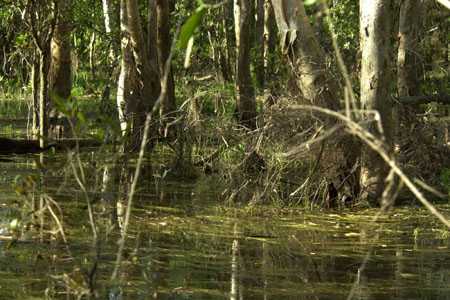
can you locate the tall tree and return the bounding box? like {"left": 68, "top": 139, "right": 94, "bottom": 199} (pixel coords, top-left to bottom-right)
{"left": 359, "top": 0, "right": 394, "bottom": 202}
{"left": 271, "top": 0, "right": 339, "bottom": 109}
{"left": 49, "top": 0, "right": 72, "bottom": 138}
{"left": 271, "top": 0, "right": 360, "bottom": 199}
{"left": 234, "top": 0, "right": 257, "bottom": 129}
{"left": 117, "top": 0, "right": 161, "bottom": 151}
{"left": 397, "top": 0, "right": 424, "bottom": 97}
{"left": 263, "top": 0, "right": 276, "bottom": 84}
{"left": 156, "top": 0, "right": 176, "bottom": 135}
{"left": 255, "top": 0, "right": 265, "bottom": 89}
{"left": 25, "top": 0, "right": 58, "bottom": 147}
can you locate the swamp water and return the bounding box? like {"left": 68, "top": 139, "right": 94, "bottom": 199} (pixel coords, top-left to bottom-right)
{"left": 0, "top": 151, "right": 449, "bottom": 300}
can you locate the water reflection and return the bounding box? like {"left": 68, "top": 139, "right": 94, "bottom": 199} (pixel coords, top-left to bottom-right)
{"left": 0, "top": 152, "right": 449, "bottom": 299}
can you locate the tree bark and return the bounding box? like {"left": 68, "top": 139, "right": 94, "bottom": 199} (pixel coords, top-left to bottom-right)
{"left": 49, "top": 0, "right": 72, "bottom": 138}
{"left": 397, "top": 0, "right": 424, "bottom": 97}
{"left": 359, "top": 0, "right": 394, "bottom": 202}
{"left": 263, "top": 0, "right": 276, "bottom": 83}
{"left": 117, "top": 0, "right": 161, "bottom": 151}
{"left": 235, "top": 0, "right": 257, "bottom": 129}
{"left": 49, "top": 0, "right": 72, "bottom": 101}
{"left": 271, "top": 0, "right": 360, "bottom": 200}
{"left": 271, "top": 0, "right": 339, "bottom": 109}
{"left": 156, "top": 0, "right": 176, "bottom": 134}
{"left": 255, "top": 0, "right": 265, "bottom": 89}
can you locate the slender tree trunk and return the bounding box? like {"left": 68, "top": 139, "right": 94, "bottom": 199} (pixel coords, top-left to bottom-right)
{"left": 156, "top": 0, "right": 176, "bottom": 134}
{"left": 117, "top": 0, "right": 136, "bottom": 137}
{"left": 263, "top": 0, "right": 276, "bottom": 83}
{"left": 235, "top": 0, "right": 257, "bottom": 129}
{"left": 31, "top": 57, "right": 39, "bottom": 138}
{"left": 222, "top": 2, "right": 235, "bottom": 82}
{"left": 360, "top": 0, "right": 394, "bottom": 202}
{"left": 255, "top": 0, "right": 265, "bottom": 89}
{"left": 89, "top": 32, "right": 96, "bottom": 80}
{"left": 39, "top": 50, "right": 51, "bottom": 148}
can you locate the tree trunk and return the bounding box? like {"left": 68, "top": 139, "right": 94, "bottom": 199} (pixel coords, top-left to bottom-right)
{"left": 117, "top": 0, "right": 137, "bottom": 139}
{"left": 156, "top": 0, "right": 176, "bottom": 134}
{"left": 31, "top": 57, "right": 39, "bottom": 138}
{"left": 397, "top": 0, "right": 424, "bottom": 97}
{"left": 395, "top": 0, "right": 425, "bottom": 146}
{"left": 39, "top": 49, "right": 51, "bottom": 148}
{"left": 49, "top": 0, "right": 72, "bottom": 100}
{"left": 222, "top": 1, "right": 235, "bottom": 82}
{"left": 263, "top": 0, "right": 276, "bottom": 83}
{"left": 271, "top": 0, "right": 339, "bottom": 109}
{"left": 255, "top": 0, "right": 265, "bottom": 89}
{"left": 117, "top": 0, "right": 161, "bottom": 151}
{"left": 49, "top": 0, "right": 73, "bottom": 139}
{"left": 360, "top": 0, "right": 394, "bottom": 202}
{"left": 271, "top": 0, "right": 360, "bottom": 200}
{"left": 235, "top": 0, "right": 257, "bottom": 129}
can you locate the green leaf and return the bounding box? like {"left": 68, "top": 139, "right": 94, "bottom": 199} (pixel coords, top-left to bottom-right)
{"left": 304, "top": 0, "right": 318, "bottom": 5}
{"left": 178, "top": 5, "right": 207, "bottom": 49}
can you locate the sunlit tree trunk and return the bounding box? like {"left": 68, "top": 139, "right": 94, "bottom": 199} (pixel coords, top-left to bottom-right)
{"left": 31, "top": 56, "right": 39, "bottom": 138}
{"left": 234, "top": 0, "right": 257, "bottom": 129}
{"left": 117, "top": 0, "right": 137, "bottom": 141}
{"left": 263, "top": 0, "right": 276, "bottom": 83}
{"left": 156, "top": 0, "right": 176, "bottom": 135}
{"left": 360, "top": 0, "right": 394, "bottom": 203}
{"left": 117, "top": 0, "right": 161, "bottom": 151}
{"left": 49, "top": 0, "right": 72, "bottom": 138}
{"left": 26, "top": 0, "right": 58, "bottom": 148}
{"left": 38, "top": 50, "right": 51, "bottom": 148}
{"left": 50, "top": 0, "right": 72, "bottom": 100}
{"left": 272, "top": 0, "right": 339, "bottom": 109}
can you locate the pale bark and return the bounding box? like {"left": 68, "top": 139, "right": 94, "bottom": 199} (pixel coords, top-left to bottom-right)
{"left": 39, "top": 52, "right": 50, "bottom": 148}
{"left": 271, "top": 0, "right": 339, "bottom": 109}
{"left": 263, "top": 0, "right": 276, "bottom": 81}
{"left": 102, "top": 0, "right": 113, "bottom": 34}
{"left": 117, "top": 0, "right": 136, "bottom": 135}
{"left": 360, "top": 0, "right": 394, "bottom": 202}
{"left": 222, "top": 1, "right": 234, "bottom": 82}
{"left": 235, "top": 0, "right": 257, "bottom": 129}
